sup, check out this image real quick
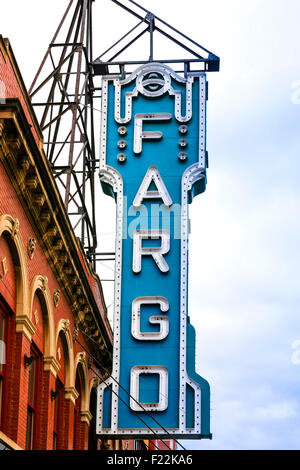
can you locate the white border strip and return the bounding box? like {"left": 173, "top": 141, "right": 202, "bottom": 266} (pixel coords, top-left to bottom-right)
{"left": 97, "top": 69, "right": 207, "bottom": 437}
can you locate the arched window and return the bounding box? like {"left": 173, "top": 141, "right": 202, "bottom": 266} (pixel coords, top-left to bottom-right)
{"left": 53, "top": 378, "right": 63, "bottom": 450}
{"left": 25, "top": 344, "right": 41, "bottom": 450}
{"left": 25, "top": 288, "right": 46, "bottom": 450}
{"left": 0, "top": 299, "right": 8, "bottom": 429}
{"left": 88, "top": 387, "right": 98, "bottom": 450}
{"left": 73, "top": 370, "right": 82, "bottom": 450}
{"left": 0, "top": 222, "right": 24, "bottom": 439}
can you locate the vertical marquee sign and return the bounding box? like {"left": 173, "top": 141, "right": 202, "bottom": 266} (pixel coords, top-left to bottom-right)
{"left": 97, "top": 63, "right": 211, "bottom": 439}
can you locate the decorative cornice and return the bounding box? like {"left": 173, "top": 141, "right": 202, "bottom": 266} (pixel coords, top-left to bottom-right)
{"left": 61, "top": 318, "right": 70, "bottom": 333}
{"left": 77, "top": 351, "right": 86, "bottom": 364}
{"left": 41, "top": 276, "right": 48, "bottom": 292}
{"left": 11, "top": 218, "right": 19, "bottom": 239}
{"left": 27, "top": 237, "right": 36, "bottom": 259}
{"left": 0, "top": 119, "right": 5, "bottom": 137}
{"left": 0, "top": 101, "right": 112, "bottom": 364}
{"left": 90, "top": 377, "right": 98, "bottom": 389}
{"left": 73, "top": 324, "right": 79, "bottom": 343}
{"left": 53, "top": 288, "right": 61, "bottom": 308}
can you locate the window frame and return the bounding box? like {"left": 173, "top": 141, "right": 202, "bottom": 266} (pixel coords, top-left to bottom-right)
{"left": 73, "top": 372, "right": 82, "bottom": 450}
{"left": 88, "top": 386, "right": 98, "bottom": 450}
{"left": 0, "top": 299, "right": 9, "bottom": 431}
{"left": 25, "top": 345, "right": 41, "bottom": 450}
{"left": 53, "top": 378, "right": 63, "bottom": 450}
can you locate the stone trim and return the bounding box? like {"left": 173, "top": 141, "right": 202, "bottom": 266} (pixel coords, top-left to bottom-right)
{"left": 80, "top": 410, "right": 93, "bottom": 426}
{"left": 43, "top": 355, "right": 60, "bottom": 378}
{"left": 64, "top": 386, "right": 79, "bottom": 405}
{"left": 0, "top": 107, "right": 112, "bottom": 361}
{"left": 0, "top": 431, "right": 23, "bottom": 450}
{"left": 15, "top": 314, "right": 36, "bottom": 341}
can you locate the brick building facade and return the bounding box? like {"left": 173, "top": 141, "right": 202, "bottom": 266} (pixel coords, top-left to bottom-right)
{"left": 0, "top": 34, "right": 119, "bottom": 451}
{"left": 0, "top": 34, "right": 177, "bottom": 452}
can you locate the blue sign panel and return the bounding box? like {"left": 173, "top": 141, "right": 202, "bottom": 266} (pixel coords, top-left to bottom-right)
{"left": 97, "top": 63, "right": 211, "bottom": 439}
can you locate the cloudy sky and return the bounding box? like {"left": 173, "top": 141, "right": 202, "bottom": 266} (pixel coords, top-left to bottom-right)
{"left": 1, "top": 0, "right": 300, "bottom": 450}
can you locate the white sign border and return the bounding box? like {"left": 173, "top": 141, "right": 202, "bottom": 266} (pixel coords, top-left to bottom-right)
{"left": 97, "top": 64, "right": 207, "bottom": 438}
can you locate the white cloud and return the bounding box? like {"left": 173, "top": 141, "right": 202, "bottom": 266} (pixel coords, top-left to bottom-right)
{"left": 255, "top": 402, "right": 298, "bottom": 420}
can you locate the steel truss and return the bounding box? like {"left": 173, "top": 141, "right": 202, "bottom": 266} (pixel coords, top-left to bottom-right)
{"left": 29, "top": 0, "right": 220, "bottom": 270}
{"left": 29, "top": 0, "right": 97, "bottom": 268}
{"left": 93, "top": 0, "right": 220, "bottom": 77}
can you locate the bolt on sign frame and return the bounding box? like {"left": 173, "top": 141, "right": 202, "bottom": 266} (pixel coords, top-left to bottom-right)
{"left": 94, "top": 1, "right": 219, "bottom": 439}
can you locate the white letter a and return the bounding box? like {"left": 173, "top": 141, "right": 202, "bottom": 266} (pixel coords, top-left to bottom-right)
{"left": 133, "top": 166, "right": 172, "bottom": 208}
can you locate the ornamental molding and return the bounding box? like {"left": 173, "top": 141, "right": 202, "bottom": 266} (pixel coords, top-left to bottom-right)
{"left": 53, "top": 288, "right": 61, "bottom": 308}
{"left": 0, "top": 106, "right": 112, "bottom": 363}
{"left": 44, "top": 355, "right": 60, "bottom": 378}
{"left": 80, "top": 410, "right": 93, "bottom": 426}
{"left": 61, "top": 318, "right": 70, "bottom": 333}
{"left": 64, "top": 386, "right": 79, "bottom": 405}
{"left": 15, "top": 315, "right": 36, "bottom": 342}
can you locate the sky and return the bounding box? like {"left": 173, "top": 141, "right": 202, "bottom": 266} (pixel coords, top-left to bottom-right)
{"left": 1, "top": 0, "right": 300, "bottom": 450}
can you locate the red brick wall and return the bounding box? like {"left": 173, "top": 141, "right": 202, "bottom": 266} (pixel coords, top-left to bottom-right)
{"left": 3, "top": 318, "right": 30, "bottom": 448}
{"left": 0, "top": 159, "right": 101, "bottom": 450}
{"left": 0, "top": 39, "right": 39, "bottom": 145}
{"left": 0, "top": 159, "right": 84, "bottom": 347}
{"left": 0, "top": 234, "right": 16, "bottom": 311}
{"left": 0, "top": 36, "right": 112, "bottom": 452}
{"left": 60, "top": 398, "right": 75, "bottom": 450}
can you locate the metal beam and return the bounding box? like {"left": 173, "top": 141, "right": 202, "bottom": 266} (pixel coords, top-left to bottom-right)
{"left": 30, "top": 0, "right": 98, "bottom": 269}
